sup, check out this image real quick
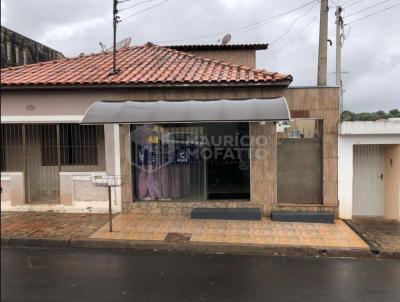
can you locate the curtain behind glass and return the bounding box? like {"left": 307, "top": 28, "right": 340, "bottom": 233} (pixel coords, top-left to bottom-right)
{"left": 132, "top": 124, "right": 207, "bottom": 201}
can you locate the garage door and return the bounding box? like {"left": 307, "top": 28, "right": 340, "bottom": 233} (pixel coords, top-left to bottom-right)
{"left": 353, "top": 145, "right": 384, "bottom": 216}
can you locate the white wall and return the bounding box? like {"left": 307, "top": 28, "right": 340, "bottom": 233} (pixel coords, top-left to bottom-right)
{"left": 338, "top": 122, "right": 400, "bottom": 219}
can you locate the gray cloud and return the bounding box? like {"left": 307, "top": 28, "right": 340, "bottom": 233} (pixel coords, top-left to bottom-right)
{"left": 2, "top": 0, "right": 399, "bottom": 111}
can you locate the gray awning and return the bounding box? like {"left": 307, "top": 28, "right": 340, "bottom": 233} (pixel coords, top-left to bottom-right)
{"left": 80, "top": 97, "right": 290, "bottom": 124}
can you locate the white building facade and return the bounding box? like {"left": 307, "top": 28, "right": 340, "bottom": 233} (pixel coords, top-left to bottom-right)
{"left": 338, "top": 120, "right": 400, "bottom": 220}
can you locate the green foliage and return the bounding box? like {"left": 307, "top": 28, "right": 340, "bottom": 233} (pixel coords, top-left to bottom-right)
{"left": 340, "top": 108, "right": 400, "bottom": 121}
{"left": 389, "top": 109, "right": 400, "bottom": 116}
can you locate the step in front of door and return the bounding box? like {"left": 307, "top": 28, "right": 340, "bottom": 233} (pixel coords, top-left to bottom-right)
{"left": 191, "top": 208, "right": 262, "bottom": 221}
{"left": 271, "top": 211, "right": 334, "bottom": 224}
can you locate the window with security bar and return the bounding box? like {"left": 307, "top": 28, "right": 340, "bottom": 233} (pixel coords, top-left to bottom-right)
{"left": 0, "top": 123, "right": 105, "bottom": 171}
{"left": 39, "top": 124, "right": 105, "bottom": 170}
{"left": 0, "top": 124, "right": 24, "bottom": 172}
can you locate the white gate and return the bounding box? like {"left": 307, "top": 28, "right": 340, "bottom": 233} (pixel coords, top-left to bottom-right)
{"left": 353, "top": 144, "right": 384, "bottom": 216}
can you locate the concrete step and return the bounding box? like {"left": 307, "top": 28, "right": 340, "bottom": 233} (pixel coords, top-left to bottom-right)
{"left": 191, "top": 208, "right": 262, "bottom": 221}
{"left": 271, "top": 211, "right": 334, "bottom": 224}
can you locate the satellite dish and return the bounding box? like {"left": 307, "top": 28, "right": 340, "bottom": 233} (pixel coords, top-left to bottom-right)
{"left": 106, "top": 37, "right": 132, "bottom": 51}
{"left": 99, "top": 42, "right": 107, "bottom": 51}
{"left": 221, "top": 34, "right": 231, "bottom": 45}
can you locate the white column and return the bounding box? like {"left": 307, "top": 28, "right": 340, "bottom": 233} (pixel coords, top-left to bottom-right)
{"left": 338, "top": 136, "right": 353, "bottom": 219}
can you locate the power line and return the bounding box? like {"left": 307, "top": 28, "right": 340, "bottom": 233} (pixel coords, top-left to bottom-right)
{"left": 120, "top": 0, "right": 169, "bottom": 21}
{"left": 119, "top": 0, "right": 157, "bottom": 12}
{"left": 346, "top": 0, "right": 391, "bottom": 17}
{"left": 156, "top": 0, "right": 317, "bottom": 44}
{"left": 343, "top": 0, "right": 368, "bottom": 9}
{"left": 268, "top": 14, "right": 320, "bottom": 54}
{"left": 234, "top": 2, "right": 318, "bottom": 39}
{"left": 345, "top": 2, "right": 400, "bottom": 24}
{"left": 270, "top": 4, "right": 317, "bottom": 44}
{"left": 218, "top": 2, "right": 318, "bottom": 42}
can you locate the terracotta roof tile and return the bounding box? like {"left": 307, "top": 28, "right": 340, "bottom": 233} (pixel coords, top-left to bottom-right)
{"left": 1, "top": 43, "right": 292, "bottom": 87}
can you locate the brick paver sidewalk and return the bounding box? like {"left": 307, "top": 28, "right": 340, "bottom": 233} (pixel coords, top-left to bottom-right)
{"left": 1, "top": 211, "right": 110, "bottom": 240}
{"left": 4, "top": 211, "right": 398, "bottom": 259}
{"left": 91, "top": 213, "right": 368, "bottom": 249}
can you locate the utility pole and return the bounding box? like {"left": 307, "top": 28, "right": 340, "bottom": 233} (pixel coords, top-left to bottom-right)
{"left": 317, "top": 0, "right": 329, "bottom": 86}
{"left": 110, "top": 0, "right": 120, "bottom": 75}
{"left": 335, "top": 6, "right": 344, "bottom": 114}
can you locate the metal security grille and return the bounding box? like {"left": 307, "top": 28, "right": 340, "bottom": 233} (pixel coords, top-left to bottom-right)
{"left": 25, "top": 125, "right": 60, "bottom": 203}
{"left": 59, "top": 124, "right": 105, "bottom": 172}
{"left": 0, "top": 124, "right": 105, "bottom": 204}
{"left": 0, "top": 124, "right": 24, "bottom": 172}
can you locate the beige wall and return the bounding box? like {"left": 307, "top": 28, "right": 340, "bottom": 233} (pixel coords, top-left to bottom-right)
{"left": 384, "top": 144, "right": 400, "bottom": 220}
{"left": 1, "top": 85, "right": 339, "bottom": 212}
{"left": 250, "top": 122, "right": 277, "bottom": 213}
{"left": 1, "top": 86, "right": 338, "bottom": 116}
{"left": 183, "top": 49, "right": 256, "bottom": 67}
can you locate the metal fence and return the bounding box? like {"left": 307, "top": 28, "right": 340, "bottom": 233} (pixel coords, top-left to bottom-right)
{"left": 1, "top": 123, "right": 105, "bottom": 203}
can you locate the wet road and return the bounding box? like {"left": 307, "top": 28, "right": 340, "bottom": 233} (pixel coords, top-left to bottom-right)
{"left": 2, "top": 247, "right": 400, "bottom": 302}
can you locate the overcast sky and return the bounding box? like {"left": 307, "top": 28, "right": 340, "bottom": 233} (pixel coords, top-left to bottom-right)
{"left": 1, "top": 0, "right": 399, "bottom": 111}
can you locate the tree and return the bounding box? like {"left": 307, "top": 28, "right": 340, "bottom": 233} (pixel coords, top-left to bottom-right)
{"left": 341, "top": 110, "right": 355, "bottom": 121}
{"left": 341, "top": 109, "right": 400, "bottom": 121}
{"left": 389, "top": 109, "right": 400, "bottom": 117}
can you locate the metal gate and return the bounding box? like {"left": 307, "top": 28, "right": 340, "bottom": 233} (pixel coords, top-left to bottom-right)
{"left": 25, "top": 125, "right": 60, "bottom": 203}
{"left": 277, "top": 119, "right": 323, "bottom": 204}
{"left": 353, "top": 144, "right": 384, "bottom": 216}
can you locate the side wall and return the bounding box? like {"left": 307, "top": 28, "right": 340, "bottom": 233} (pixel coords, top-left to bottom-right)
{"left": 1, "top": 26, "right": 64, "bottom": 68}
{"left": 1, "top": 86, "right": 339, "bottom": 213}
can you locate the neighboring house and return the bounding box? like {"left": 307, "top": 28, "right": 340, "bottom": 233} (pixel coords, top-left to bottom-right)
{"left": 1, "top": 26, "right": 64, "bottom": 68}
{"left": 338, "top": 120, "right": 400, "bottom": 221}
{"left": 168, "top": 43, "right": 269, "bottom": 67}
{"left": 0, "top": 43, "right": 339, "bottom": 216}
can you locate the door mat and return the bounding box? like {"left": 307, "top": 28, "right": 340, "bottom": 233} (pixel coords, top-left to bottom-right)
{"left": 164, "top": 232, "right": 192, "bottom": 243}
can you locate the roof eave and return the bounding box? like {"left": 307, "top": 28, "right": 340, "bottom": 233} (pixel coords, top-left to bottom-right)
{"left": 167, "top": 44, "right": 269, "bottom": 51}
{"left": 0, "top": 81, "right": 291, "bottom": 91}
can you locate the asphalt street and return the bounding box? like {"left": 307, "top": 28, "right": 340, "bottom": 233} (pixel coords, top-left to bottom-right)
{"left": 1, "top": 247, "right": 400, "bottom": 302}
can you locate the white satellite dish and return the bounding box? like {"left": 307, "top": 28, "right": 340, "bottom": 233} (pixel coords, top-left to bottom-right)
{"left": 106, "top": 37, "right": 132, "bottom": 51}
{"left": 221, "top": 34, "right": 231, "bottom": 45}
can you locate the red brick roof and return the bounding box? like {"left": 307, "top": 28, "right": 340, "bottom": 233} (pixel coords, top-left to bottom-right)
{"left": 0, "top": 43, "right": 292, "bottom": 87}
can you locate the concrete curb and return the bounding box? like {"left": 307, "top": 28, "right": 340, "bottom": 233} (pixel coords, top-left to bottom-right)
{"left": 9, "top": 237, "right": 70, "bottom": 248}
{"left": 2, "top": 236, "right": 399, "bottom": 259}
{"left": 1, "top": 236, "right": 10, "bottom": 246}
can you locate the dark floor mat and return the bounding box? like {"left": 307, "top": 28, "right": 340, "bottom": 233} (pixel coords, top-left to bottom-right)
{"left": 164, "top": 232, "right": 192, "bottom": 243}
